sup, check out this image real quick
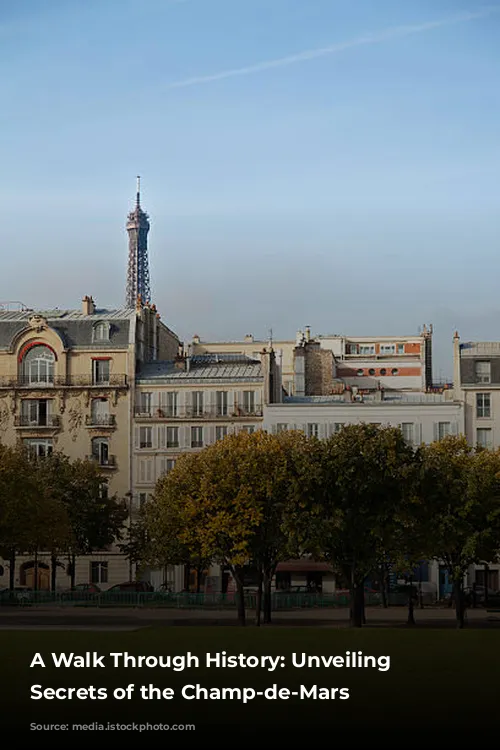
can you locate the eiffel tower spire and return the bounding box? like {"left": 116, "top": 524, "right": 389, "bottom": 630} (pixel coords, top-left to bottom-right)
{"left": 126, "top": 176, "right": 151, "bottom": 307}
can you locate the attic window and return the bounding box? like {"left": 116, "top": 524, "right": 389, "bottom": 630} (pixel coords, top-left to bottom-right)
{"left": 93, "top": 322, "right": 110, "bottom": 342}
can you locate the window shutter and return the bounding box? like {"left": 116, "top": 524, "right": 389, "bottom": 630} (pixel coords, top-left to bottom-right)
{"left": 270, "top": 424, "right": 277, "bottom": 435}
{"left": 433, "top": 423, "right": 439, "bottom": 442}
{"left": 415, "top": 423, "right": 422, "bottom": 445}
{"left": 451, "top": 422, "right": 458, "bottom": 436}
{"left": 134, "top": 427, "right": 140, "bottom": 449}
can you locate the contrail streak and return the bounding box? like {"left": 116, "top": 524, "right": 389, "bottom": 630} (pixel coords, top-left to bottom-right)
{"left": 165, "top": 6, "right": 500, "bottom": 89}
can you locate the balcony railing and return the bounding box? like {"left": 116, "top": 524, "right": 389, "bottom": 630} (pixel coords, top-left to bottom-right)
{"left": 14, "top": 415, "right": 61, "bottom": 428}
{"left": 134, "top": 405, "right": 263, "bottom": 419}
{"left": 85, "top": 414, "right": 116, "bottom": 427}
{"left": 86, "top": 454, "right": 117, "bottom": 468}
{"left": 0, "top": 374, "right": 127, "bottom": 388}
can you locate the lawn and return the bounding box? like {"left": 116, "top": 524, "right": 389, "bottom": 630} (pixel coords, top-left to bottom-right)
{"left": 3, "top": 628, "right": 498, "bottom": 742}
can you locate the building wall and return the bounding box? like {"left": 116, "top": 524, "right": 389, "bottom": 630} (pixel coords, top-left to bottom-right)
{"left": 263, "top": 400, "right": 465, "bottom": 444}
{"left": 132, "top": 379, "right": 265, "bottom": 499}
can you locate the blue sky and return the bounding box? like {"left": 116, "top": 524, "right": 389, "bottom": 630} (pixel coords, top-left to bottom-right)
{"left": 1, "top": 0, "right": 500, "bottom": 378}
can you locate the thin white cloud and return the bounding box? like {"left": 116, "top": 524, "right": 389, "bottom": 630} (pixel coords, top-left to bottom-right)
{"left": 165, "top": 6, "right": 500, "bottom": 89}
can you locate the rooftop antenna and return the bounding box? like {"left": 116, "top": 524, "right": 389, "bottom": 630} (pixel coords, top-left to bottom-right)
{"left": 136, "top": 175, "right": 141, "bottom": 208}
{"left": 268, "top": 327, "right": 273, "bottom": 348}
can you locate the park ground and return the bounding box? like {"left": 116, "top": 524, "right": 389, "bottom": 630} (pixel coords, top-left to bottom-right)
{"left": 2, "top": 624, "right": 500, "bottom": 744}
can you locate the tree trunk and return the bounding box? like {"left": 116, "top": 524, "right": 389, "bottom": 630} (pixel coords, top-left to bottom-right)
{"left": 234, "top": 577, "right": 246, "bottom": 626}
{"left": 195, "top": 567, "right": 202, "bottom": 594}
{"left": 484, "top": 563, "right": 489, "bottom": 607}
{"left": 51, "top": 554, "right": 57, "bottom": 592}
{"left": 70, "top": 553, "right": 76, "bottom": 590}
{"left": 33, "top": 550, "right": 38, "bottom": 594}
{"left": 380, "top": 570, "right": 388, "bottom": 609}
{"left": 183, "top": 564, "right": 191, "bottom": 592}
{"left": 9, "top": 548, "right": 15, "bottom": 590}
{"left": 255, "top": 570, "right": 263, "bottom": 627}
{"left": 454, "top": 578, "right": 465, "bottom": 629}
{"left": 350, "top": 570, "right": 364, "bottom": 628}
{"left": 407, "top": 577, "right": 416, "bottom": 625}
{"left": 263, "top": 571, "right": 273, "bottom": 624}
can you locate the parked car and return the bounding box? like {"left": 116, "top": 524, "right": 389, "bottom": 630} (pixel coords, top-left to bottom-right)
{"left": 106, "top": 581, "right": 154, "bottom": 593}
{"left": 464, "top": 586, "right": 499, "bottom": 606}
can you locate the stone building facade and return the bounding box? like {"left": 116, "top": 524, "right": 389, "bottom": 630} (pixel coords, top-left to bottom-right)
{"left": 132, "top": 349, "right": 281, "bottom": 590}
{"left": 0, "top": 296, "right": 179, "bottom": 590}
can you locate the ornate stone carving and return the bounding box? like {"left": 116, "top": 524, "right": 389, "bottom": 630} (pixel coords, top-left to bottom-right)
{"left": 67, "top": 399, "right": 83, "bottom": 442}
{"left": 0, "top": 404, "right": 9, "bottom": 432}
{"left": 28, "top": 315, "right": 48, "bottom": 332}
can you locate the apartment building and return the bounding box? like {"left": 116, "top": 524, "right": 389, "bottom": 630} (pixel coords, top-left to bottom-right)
{"left": 0, "top": 296, "right": 179, "bottom": 590}
{"left": 133, "top": 349, "right": 281, "bottom": 589}
{"left": 263, "top": 391, "right": 464, "bottom": 596}
{"left": 190, "top": 324, "right": 433, "bottom": 395}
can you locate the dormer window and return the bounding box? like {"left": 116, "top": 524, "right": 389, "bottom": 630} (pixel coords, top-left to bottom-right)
{"left": 93, "top": 321, "right": 110, "bottom": 342}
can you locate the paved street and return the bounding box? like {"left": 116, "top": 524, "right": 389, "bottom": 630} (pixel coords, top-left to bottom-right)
{"left": 0, "top": 605, "right": 498, "bottom": 629}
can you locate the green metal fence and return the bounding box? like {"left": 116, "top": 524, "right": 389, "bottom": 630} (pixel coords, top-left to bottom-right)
{"left": 0, "top": 590, "right": 414, "bottom": 609}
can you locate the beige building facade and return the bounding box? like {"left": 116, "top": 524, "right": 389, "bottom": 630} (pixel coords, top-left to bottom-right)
{"left": 133, "top": 349, "right": 281, "bottom": 590}
{"left": 0, "top": 296, "right": 179, "bottom": 591}
{"left": 190, "top": 324, "right": 434, "bottom": 396}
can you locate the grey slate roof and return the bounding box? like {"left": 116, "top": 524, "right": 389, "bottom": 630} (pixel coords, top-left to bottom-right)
{"left": 0, "top": 308, "right": 134, "bottom": 350}
{"left": 137, "top": 359, "right": 263, "bottom": 383}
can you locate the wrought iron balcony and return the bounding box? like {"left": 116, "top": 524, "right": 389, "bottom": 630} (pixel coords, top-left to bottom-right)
{"left": 85, "top": 414, "right": 116, "bottom": 427}
{"left": 14, "top": 415, "right": 61, "bottom": 428}
{"left": 85, "top": 454, "right": 117, "bottom": 468}
{"left": 134, "top": 405, "right": 263, "bottom": 419}
{"left": 0, "top": 374, "right": 128, "bottom": 388}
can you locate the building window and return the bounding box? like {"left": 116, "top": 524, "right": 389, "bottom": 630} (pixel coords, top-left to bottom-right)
{"left": 138, "top": 458, "right": 154, "bottom": 484}
{"left": 192, "top": 391, "right": 204, "bottom": 417}
{"left": 91, "top": 398, "right": 110, "bottom": 425}
{"left": 21, "top": 345, "right": 55, "bottom": 385}
{"left": 477, "top": 428, "right": 493, "bottom": 449}
{"left": 307, "top": 423, "right": 319, "bottom": 438}
{"left": 401, "top": 423, "right": 414, "bottom": 443}
{"left": 368, "top": 369, "right": 375, "bottom": 376}
{"left": 285, "top": 380, "right": 294, "bottom": 395}
{"left": 21, "top": 399, "right": 52, "bottom": 426}
{"left": 475, "top": 361, "right": 491, "bottom": 384}
{"left": 139, "top": 426, "right": 152, "bottom": 449}
{"left": 397, "top": 344, "right": 405, "bottom": 354}
{"left": 216, "top": 391, "right": 228, "bottom": 416}
{"left": 437, "top": 422, "right": 451, "bottom": 440}
{"left": 90, "top": 561, "right": 108, "bottom": 584}
{"left": 92, "top": 359, "right": 110, "bottom": 385}
{"left": 380, "top": 368, "right": 387, "bottom": 376}
{"left": 276, "top": 423, "right": 288, "bottom": 433}
{"left": 166, "top": 427, "right": 179, "bottom": 448}
{"left": 93, "top": 322, "right": 110, "bottom": 342}
{"left": 23, "top": 438, "right": 53, "bottom": 458}
{"left": 476, "top": 393, "right": 491, "bottom": 418}
{"left": 391, "top": 368, "right": 399, "bottom": 376}
{"left": 334, "top": 423, "right": 344, "bottom": 433}
{"left": 359, "top": 345, "right": 375, "bottom": 355}
{"left": 160, "top": 392, "right": 178, "bottom": 417}
{"left": 242, "top": 391, "right": 256, "bottom": 414}
{"left": 137, "top": 392, "right": 151, "bottom": 414}
{"left": 139, "top": 493, "right": 149, "bottom": 508}
{"left": 356, "top": 369, "right": 364, "bottom": 377}
{"left": 191, "top": 426, "right": 204, "bottom": 448}
{"left": 166, "top": 459, "right": 176, "bottom": 473}
{"left": 380, "top": 345, "right": 395, "bottom": 355}
{"left": 215, "top": 425, "right": 228, "bottom": 441}
{"left": 91, "top": 437, "right": 109, "bottom": 465}
{"left": 242, "top": 425, "right": 255, "bottom": 434}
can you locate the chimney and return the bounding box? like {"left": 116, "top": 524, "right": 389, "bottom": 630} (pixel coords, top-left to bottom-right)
{"left": 305, "top": 326, "right": 311, "bottom": 342}
{"left": 81, "top": 295, "right": 95, "bottom": 315}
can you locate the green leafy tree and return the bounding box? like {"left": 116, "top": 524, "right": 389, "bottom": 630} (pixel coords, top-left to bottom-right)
{"left": 314, "top": 424, "right": 416, "bottom": 628}
{"left": 417, "top": 436, "right": 500, "bottom": 628}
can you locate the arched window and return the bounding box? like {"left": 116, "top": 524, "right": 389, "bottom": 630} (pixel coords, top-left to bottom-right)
{"left": 93, "top": 321, "right": 110, "bottom": 342}
{"left": 21, "top": 345, "right": 55, "bottom": 385}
